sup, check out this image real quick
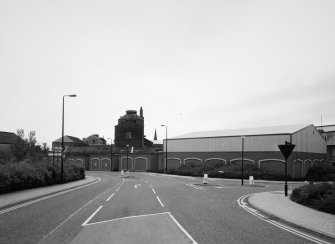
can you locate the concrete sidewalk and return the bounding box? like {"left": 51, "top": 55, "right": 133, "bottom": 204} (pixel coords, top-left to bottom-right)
{"left": 248, "top": 191, "right": 335, "bottom": 240}
{"left": 0, "top": 175, "right": 98, "bottom": 210}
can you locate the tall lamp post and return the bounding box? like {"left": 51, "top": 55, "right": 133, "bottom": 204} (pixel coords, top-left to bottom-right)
{"left": 161, "top": 125, "right": 168, "bottom": 173}
{"left": 61, "top": 94, "right": 77, "bottom": 183}
{"left": 241, "top": 136, "right": 245, "bottom": 186}
{"left": 126, "top": 144, "right": 129, "bottom": 171}
{"left": 107, "top": 137, "right": 113, "bottom": 171}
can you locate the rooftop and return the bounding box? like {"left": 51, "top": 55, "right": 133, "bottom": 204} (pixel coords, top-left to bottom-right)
{"left": 171, "top": 124, "right": 311, "bottom": 139}
{"left": 0, "top": 131, "right": 18, "bottom": 144}
{"left": 316, "top": 125, "right": 335, "bottom": 132}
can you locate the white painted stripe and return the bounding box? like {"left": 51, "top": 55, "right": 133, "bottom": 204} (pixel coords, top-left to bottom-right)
{"left": 0, "top": 177, "right": 101, "bottom": 215}
{"left": 152, "top": 188, "right": 156, "bottom": 194}
{"left": 84, "top": 212, "right": 170, "bottom": 226}
{"left": 115, "top": 186, "right": 120, "bottom": 192}
{"left": 106, "top": 193, "right": 115, "bottom": 202}
{"left": 41, "top": 185, "right": 112, "bottom": 241}
{"left": 186, "top": 184, "right": 204, "bottom": 190}
{"left": 156, "top": 196, "right": 164, "bottom": 207}
{"left": 168, "top": 212, "right": 198, "bottom": 244}
{"left": 82, "top": 205, "right": 103, "bottom": 226}
{"left": 237, "top": 194, "right": 332, "bottom": 244}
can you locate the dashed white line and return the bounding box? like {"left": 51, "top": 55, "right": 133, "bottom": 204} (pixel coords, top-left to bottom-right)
{"left": 115, "top": 186, "right": 121, "bottom": 192}
{"left": 152, "top": 188, "right": 156, "bottom": 194}
{"left": 82, "top": 205, "right": 103, "bottom": 226}
{"left": 156, "top": 196, "right": 164, "bottom": 207}
{"left": 106, "top": 193, "right": 115, "bottom": 202}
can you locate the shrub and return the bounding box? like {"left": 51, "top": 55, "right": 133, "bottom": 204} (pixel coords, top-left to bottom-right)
{"left": 0, "top": 161, "right": 85, "bottom": 194}
{"left": 290, "top": 183, "right": 335, "bottom": 214}
{"left": 306, "top": 165, "right": 335, "bottom": 183}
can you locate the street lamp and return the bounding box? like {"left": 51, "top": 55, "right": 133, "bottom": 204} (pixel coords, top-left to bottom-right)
{"left": 161, "top": 125, "right": 168, "bottom": 173}
{"left": 107, "top": 137, "right": 113, "bottom": 171}
{"left": 126, "top": 144, "right": 129, "bottom": 171}
{"left": 241, "top": 136, "right": 245, "bottom": 186}
{"left": 61, "top": 94, "right": 77, "bottom": 184}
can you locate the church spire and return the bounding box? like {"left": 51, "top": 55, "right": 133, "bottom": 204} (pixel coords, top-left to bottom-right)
{"left": 154, "top": 129, "right": 157, "bottom": 140}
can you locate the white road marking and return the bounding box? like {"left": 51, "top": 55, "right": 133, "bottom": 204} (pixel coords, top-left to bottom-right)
{"left": 0, "top": 177, "right": 101, "bottom": 216}
{"left": 186, "top": 183, "right": 204, "bottom": 190}
{"left": 82, "top": 205, "right": 103, "bottom": 226}
{"left": 152, "top": 188, "right": 156, "bottom": 194}
{"left": 115, "top": 186, "right": 120, "bottom": 192}
{"left": 106, "top": 193, "right": 115, "bottom": 202}
{"left": 134, "top": 184, "right": 141, "bottom": 189}
{"left": 84, "top": 212, "right": 170, "bottom": 226}
{"left": 156, "top": 196, "right": 165, "bottom": 207}
{"left": 237, "top": 194, "right": 332, "bottom": 244}
{"left": 167, "top": 212, "right": 198, "bottom": 244}
{"left": 41, "top": 184, "right": 113, "bottom": 241}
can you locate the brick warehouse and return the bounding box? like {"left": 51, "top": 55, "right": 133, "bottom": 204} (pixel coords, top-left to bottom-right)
{"left": 58, "top": 108, "right": 330, "bottom": 178}
{"left": 162, "top": 124, "right": 327, "bottom": 178}
{"left": 60, "top": 108, "right": 163, "bottom": 172}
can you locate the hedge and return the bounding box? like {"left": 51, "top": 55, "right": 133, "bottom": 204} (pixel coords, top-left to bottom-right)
{"left": 0, "top": 161, "right": 85, "bottom": 194}
{"left": 290, "top": 183, "right": 335, "bottom": 214}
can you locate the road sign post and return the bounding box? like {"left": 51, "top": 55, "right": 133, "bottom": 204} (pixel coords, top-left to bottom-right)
{"left": 278, "top": 142, "right": 295, "bottom": 197}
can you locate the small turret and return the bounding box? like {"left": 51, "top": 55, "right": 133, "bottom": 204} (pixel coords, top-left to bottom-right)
{"left": 140, "top": 106, "right": 143, "bottom": 119}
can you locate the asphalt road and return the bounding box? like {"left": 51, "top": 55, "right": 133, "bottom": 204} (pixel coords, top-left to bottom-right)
{"left": 0, "top": 172, "right": 317, "bottom": 244}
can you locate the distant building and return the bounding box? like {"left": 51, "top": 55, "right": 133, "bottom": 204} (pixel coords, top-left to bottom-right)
{"left": 163, "top": 124, "right": 327, "bottom": 178}
{"left": 0, "top": 131, "right": 18, "bottom": 152}
{"left": 61, "top": 107, "right": 163, "bottom": 172}
{"left": 52, "top": 135, "right": 88, "bottom": 149}
{"left": 316, "top": 125, "right": 335, "bottom": 166}
{"left": 0, "top": 131, "right": 18, "bottom": 163}
{"left": 83, "top": 134, "right": 106, "bottom": 146}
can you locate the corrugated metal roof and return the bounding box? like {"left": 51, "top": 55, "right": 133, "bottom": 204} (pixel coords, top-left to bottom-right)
{"left": 172, "top": 124, "right": 310, "bottom": 139}
{"left": 316, "top": 125, "right": 335, "bottom": 132}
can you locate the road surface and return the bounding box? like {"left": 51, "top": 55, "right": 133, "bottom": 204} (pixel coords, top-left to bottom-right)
{"left": 0, "top": 172, "right": 323, "bottom": 243}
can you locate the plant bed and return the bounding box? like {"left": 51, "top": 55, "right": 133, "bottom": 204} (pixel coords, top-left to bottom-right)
{"left": 290, "top": 183, "right": 335, "bottom": 215}
{"left": 0, "top": 161, "right": 85, "bottom": 194}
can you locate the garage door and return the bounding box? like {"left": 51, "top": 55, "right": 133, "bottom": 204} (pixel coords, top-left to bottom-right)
{"left": 101, "top": 158, "right": 111, "bottom": 171}
{"left": 121, "top": 157, "right": 133, "bottom": 171}
{"left": 91, "top": 158, "right": 100, "bottom": 170}
{"left": 134, "top": 158, "right": 147, "bottom": 171}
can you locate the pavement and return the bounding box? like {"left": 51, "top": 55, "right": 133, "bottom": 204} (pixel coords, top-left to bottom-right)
{"left": 0, "top": 175, "right": 98, "bottom": 210}
{"left": 1, "top": 174, "right": 334, "bottom": 242}
{"left": 248, "top": 191, "right": 335, "bottom": 241}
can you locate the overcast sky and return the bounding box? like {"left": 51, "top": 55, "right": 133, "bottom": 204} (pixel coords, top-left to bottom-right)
{"left": 1, "top": 0, "right": 335, "bottom": 147}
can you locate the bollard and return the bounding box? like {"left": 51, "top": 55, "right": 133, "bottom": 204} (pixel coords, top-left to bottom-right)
{"left": 249, "top": 176, "right": 254, "bottom": 185}
{"left": 203, "top": 174, "right": 208, "bottom": 184}
{"left": 127, "top": 170, "right": 129, "bottom": 176}
{"left": 121, "top": 170, "right": 124, "bottom": 176}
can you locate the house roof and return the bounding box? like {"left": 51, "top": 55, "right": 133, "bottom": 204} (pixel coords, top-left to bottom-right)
{"left": 53, "top": 135, "right": 87, "bottom": 145}
{"left": 0, "top": 131, "right": 18, "bottom": 144}
{"left": 171, "top": 124, "right": 310, "bottom": 139}
{"left": 316, "top": 125, "right": 335, "bottom": 132}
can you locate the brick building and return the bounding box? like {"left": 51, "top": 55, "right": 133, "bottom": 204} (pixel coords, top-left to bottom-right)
{"left": 162, "top": 124, "right": 327, "bottom": 178}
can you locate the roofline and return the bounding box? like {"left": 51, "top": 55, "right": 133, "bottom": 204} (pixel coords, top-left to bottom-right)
{"left": 167, "top": 133, "right": 293, "bottom": 141}
{"left": 316, "top": 124, "right": 335, "bottom": 127}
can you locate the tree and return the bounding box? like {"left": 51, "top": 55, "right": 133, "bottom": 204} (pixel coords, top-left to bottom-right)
{"left": 11, "top": 129, "right": 28, "bottom": 162}
{"left": 10, "top": 129, "right": 46, "bottom": 163}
